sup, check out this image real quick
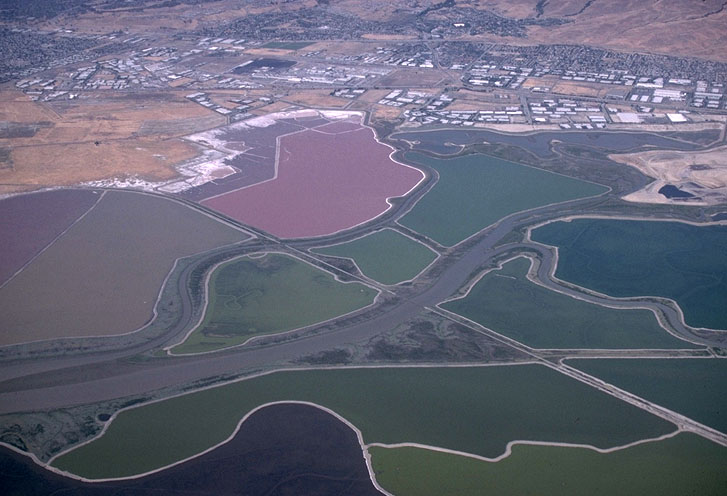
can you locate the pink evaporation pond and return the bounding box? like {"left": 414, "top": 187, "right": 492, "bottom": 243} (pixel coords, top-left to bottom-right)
{"left": 202, "top": 125, "right": 424, "bottom": 238}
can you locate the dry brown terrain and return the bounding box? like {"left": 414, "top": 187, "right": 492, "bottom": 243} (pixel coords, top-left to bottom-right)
{"left": 6, "top": 0, "right": 723, "bottom": 198}
{"left": 370, "top": 105, "right": 404, "bottom": 121}
{"left": 281, "top": 89, "right": 351, "bottom": 109}
{"left": 0, "top": 91, "right": 59, "bottom": 123}
{"left": 458, "top": 0, "right": 727, "bottom": 61}
{"left": 206, "top": 94, "right": 241, "bottom": 110}
{"left": 455, "top": 89, "right": 519, "bottom": 103}
{"left": 249, "top": 101, "right": 298, "bottom": 115}
{"left": 167, "top": 77, "right": 195, "bottom": 88}
{"left": 5, "top": 139, "right": 197, "bottom": 188}
{"left": 528, "top": 0, "right": 727, "bottom": 62}
{"left": 378, "top": 69, "right": 453, "bottom": 87}
{"left": 303, "top": 41, "right": 376, "bottom": 56}
{"left": 40, "top": 0, "right": 302, "bottom": 33}
{"left": 446, "top": 100, "right": 495, "bottom": 111}
{"left": 462, "top": 0, "right": 538, "bottom": 18}
{"left": 47, "top": 4, "right": 201, "bottom": 32}
{"left": 0, "top": 91, "right": 223, "bottom": 193}
{"left": 520, "top": 76, "right": 555, "bottom": 89}
{"left": 366, "top": 0, "right": 727, "bottom": 61}
{"left": 614, "top": 146, "right": 727, "bottom": 205}
{"left": 320, "top": 0, "right": 417, "bottom": 21}
{"left": 354, "top": 89, "right": 396, "bottom": 104}
{"left": 550, "top": 80, "right": 611, "bottom": 98}
{"left": 0, "top": 185, "right": 40, "bottom": 197}
{"left": 34, "top": 0, "right": 727, "bottom": 61}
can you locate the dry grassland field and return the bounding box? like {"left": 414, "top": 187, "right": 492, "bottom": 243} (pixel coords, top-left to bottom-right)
{"left": 0, "top": 190, "right": 245, "bottom": 346}
{"left": 455, "top": 89, "right": 519, "bottom": 103}
{"left": 0, "top": 91, "right": 59, "bottom": 123}
{"left": 0, "top": 91, "right": 224, "bottom": 193}
{"left": 31, "top": 0, "right": 727, "bottom": 62}
{"left": 249, "top": 101, "right": 297, "bottom": 115}
{"left": 353, "top": 89, "right": 397, "bottom": 104}
{"left": 445, "top": 101, "right": 499, "bottom": 112}
{"left": 282, "top": 90, "right": 351, "bottom": 109}
{"left": 525, "top": 0, "right": 727, "bottom": 62}
{"left": 370, "top": 105, "right": 406, "bottom": 122}
{"left": 6, "top": 140, "right": 197, "bottom": 188}
{"left": 459, "top": 0, "right": 727, "bottom": 62}
{"left": 40, "top": 1, "right": 267, "bottom": 33}
{"left": 550, "top": 80, "right": 620, "bottom": 98}
{"left": 378, "top": 69, "right": 452, "bottom": 88}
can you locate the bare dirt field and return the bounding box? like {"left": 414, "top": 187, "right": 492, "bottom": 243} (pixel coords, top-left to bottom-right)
{"left": 527, "top": 0, "right": 727, "bottom": 62}
{"left": 41, "top": 2, "right": 250, "bottom": 33}
{"left": 304, "top": 41, "right": 377, "bottom": 56}
{"left": 464, "top": 0, "right": 727, "bottom": 62}
{"left": 0, "top": 91, "right": 222, "bottom": 194}
{"left": 550, "top": 80, "right": 622, "bottom": 99}
{"left": 353, "top": 89, "right": 396, "bottom": 104}
{"left": 615, "top": 146, "right": 727, "bottom": 205}
{"left": 250, "top": 101, "right": 298, "bottom": 115}
{"left": 370, "top": 106, "right": 405, "bottom": 122}
{"left": 378, "top": 69, "right": 451, "bottom": 87}
{"left": 45, "top": 93, "right": 216, "bottom": 139}
{"left": 282, "top": 90, "right": 351, "bottom": 109}
{"left": 0, "top": 91, "right": 59, "bottom": 123}
{"left": 5, "top": 138, "right": 197, "bottom": 188}
{"left": 454, "top": 89, "right": 519, "bottom": 104}
{"left": 36, "top": 0, "right": 727, "bottom": 62}
{"left": 445, "top": 100, "right": 492, "bottom": 111}
{"left": 0, "top": 190, "right": 246, "bottom": 346}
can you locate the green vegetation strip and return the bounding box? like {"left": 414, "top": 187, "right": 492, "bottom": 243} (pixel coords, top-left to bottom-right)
{"left": 532, "top": 219, "right": 727, "bottom": 330}
{"left": 399, "top": 152, "right": 606, "bottom": 246}
{"left": 442, "top": 257, "right": 696, "bottom": 349}
{"left": 52, "top": 365, "right": 673, "bottom": 479}
{"left": 370, "top": 433, "right": 727, "bottom": 496}
{"left": 570, "top": 358, "right": 727, "bottom": 434}
{"left": 314, "top": 229, "right": 437, "bottom": 285}
{"left": 172, "top": 253, "right": 377, "bottom": 353}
